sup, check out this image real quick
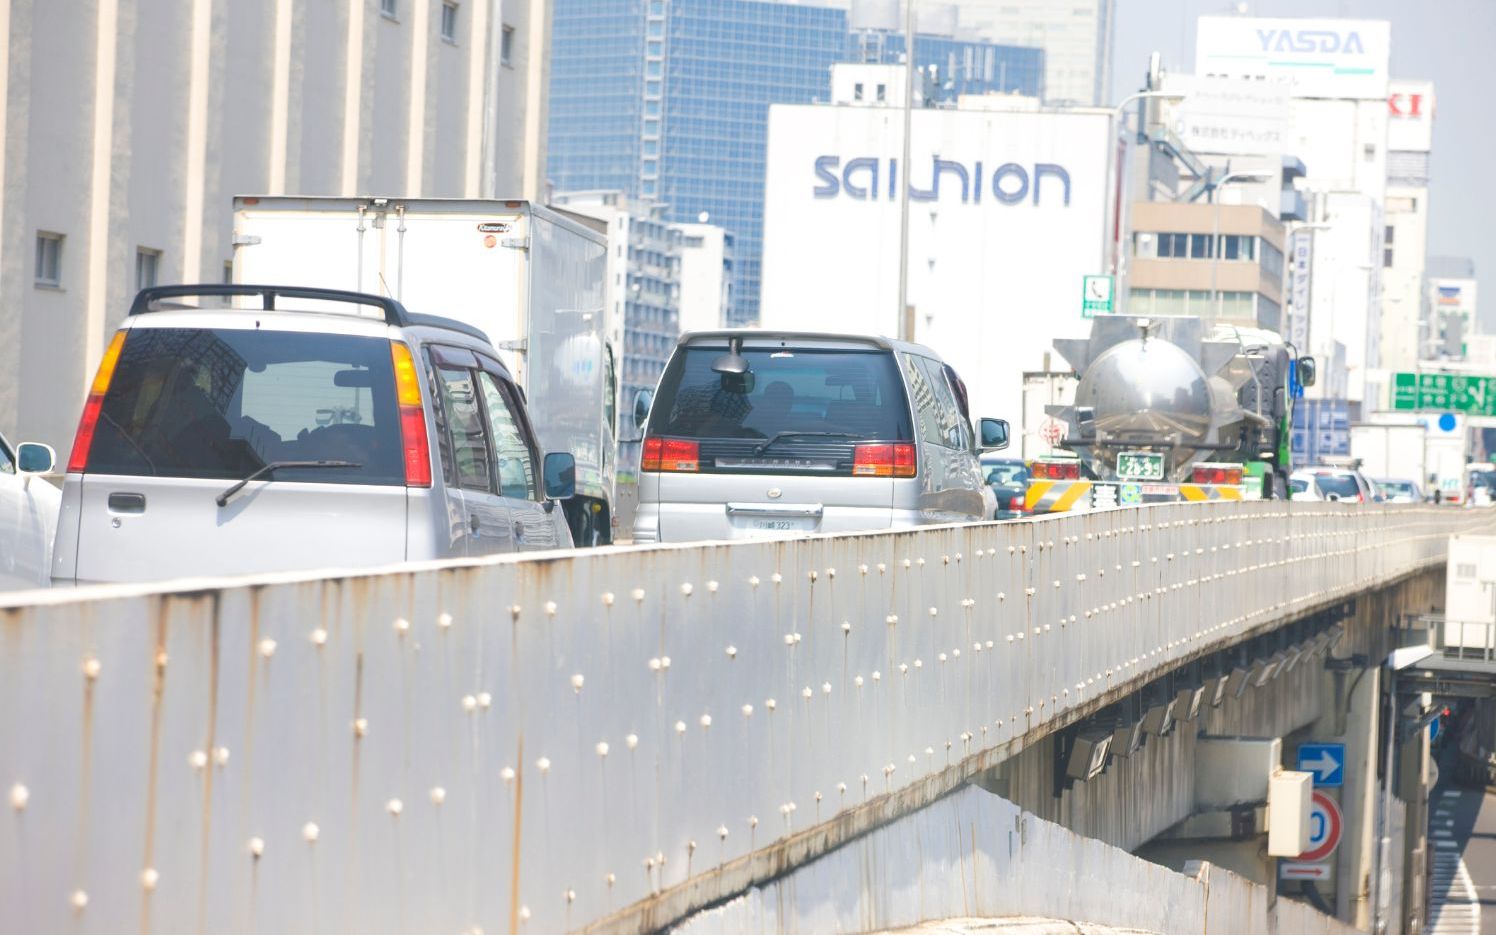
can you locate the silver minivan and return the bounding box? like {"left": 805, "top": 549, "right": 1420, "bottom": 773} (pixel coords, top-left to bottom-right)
{"left": 52, "top": 284, "right": 576, "bottom": 584}
{"left": 631, "top": 330, "right": 1007, "bottom": 543}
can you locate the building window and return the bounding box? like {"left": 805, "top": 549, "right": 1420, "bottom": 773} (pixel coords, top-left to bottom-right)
{"left": 1384, "top": 246, "right": 1394, "bottom": 268}
{"left": 500, "top": 24, "right": 514, "bottom": 65}
{"left": 1188, "top": 234, "right": 1214, "bottom": 259}
{"left": 854, "top": 82, "right": 864, "bottom": 101}
{"left": 876, "top": 83, "right": 887, "bottom": 102}
{"left": 34, "top": 232, "right": 62, "bottom": 287}
{"left": 1220, "top": 234, "right": 1255, "bottom": 261}
{"left": 440, "top": 2, "right": 457, "bottom": 42}
{"left": 1156, "top": 232, "right": 1187, "bottom": 258}
{"left": 1260, "top": 240, "right": 1284, "bottom": 278}
{"left": 223, "top": 261, "right": 233, "bottom": 284}
{"left": 380, "top": 0, "right": 397, "bottom": 19}
{"left": 1133, "top": 232, "right": 1157, "bottom": 259}
{"left": 1384, "top": 224, "right": 1394, "bottom": 245}
{"left": 135, "top": 247, "right": 161, "bottom": 291}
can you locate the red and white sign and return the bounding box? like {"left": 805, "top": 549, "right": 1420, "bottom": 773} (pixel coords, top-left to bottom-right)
{"left": 1297, "top": 791, "right": 1343, "bottom": 862}
{"left": 1387, "top": 79, "right": 1435, "bottom": 153}
{"left": 1040, "top": 419, "right": 1064, "bottom": 446}
{"left": 1280, "top": 861, "right": 1333, "bottom": 880}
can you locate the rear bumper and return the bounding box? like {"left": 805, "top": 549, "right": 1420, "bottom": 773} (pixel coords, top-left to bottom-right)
{"left": 634, "top": 501, "right": 930, "bottom": 543}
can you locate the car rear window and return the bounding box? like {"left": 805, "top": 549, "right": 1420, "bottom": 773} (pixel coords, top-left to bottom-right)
{"left": 654, "top": 346, "right": 911, "bottom": 439}
{"left": 86, "top": 328, "right": 404, "bottom": 484}
{"left": 1379, "top": 481, "right": 1414, "bottom": 497}
{"left": 986, "top": 464, "right": 1028, "bottom": 485}
{"left": 1313, "top": 474, "right": 1360, "bottom": 498}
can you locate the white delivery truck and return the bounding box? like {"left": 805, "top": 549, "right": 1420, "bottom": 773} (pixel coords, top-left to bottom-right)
{"left": 232, "top": 196, "right": 618, "bottom": 544}
{"left": 1349, "top": 422, "right": 1428, "bottom": 490}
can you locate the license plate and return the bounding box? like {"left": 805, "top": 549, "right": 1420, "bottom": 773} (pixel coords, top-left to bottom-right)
{"left": 749, "top": 518, "right": 803, "bottom": 531}
{"left": 1116, "top": 450, "right": 1165, "bottom": 481}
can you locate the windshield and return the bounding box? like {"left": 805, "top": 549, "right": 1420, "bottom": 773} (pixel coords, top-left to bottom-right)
{"left": 1471, "top": 470, "right": 1496, "bottom": 489}
{"left": 1313, "top": 474, "right": 1361, "bottom": 499}
{"left": 1289, "top": 478, "right": 1308, "bottom": 494}
{"left": 87, "top": 328, "right": 404, "bottom": 484}
{"left": 651, "top": 346, "right": 912, "bottom": 442}
{"left": 1378, "top": 480, "right": 1416, "bottom": 497}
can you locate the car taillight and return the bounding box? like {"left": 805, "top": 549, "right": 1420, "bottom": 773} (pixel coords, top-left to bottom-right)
{"left": 641, "top": 437, "right": 699, "bottom": 472}
{"left": 1033, "top": 460, "right": 1079, "bottom": 480}
{"left": 67, "top": 330, "right": 128, "bottom": 473}
{"left": 390, "top": 341, "right": 432, "bottom": 487}
{"left": 1009, "top": 494, "right": 1025, "bottom": 511}
{"left": 1192, "top": 464, "right": 1243, "bottom": 485}
{"left": 853, "top": 442, "right": 916, "bottom": 477}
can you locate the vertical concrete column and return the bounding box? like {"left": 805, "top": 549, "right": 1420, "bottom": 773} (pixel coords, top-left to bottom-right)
{"left": 266, "top": 0, "right": 294, "bottom": 195}
{"left": 1317, "top": 664, "right": 1381, "bottom": 928}
{"left": 339, "top": 0, "right": 366, "bottom": 195}
{"left": 403, "top": 0, "right": 429, "bottom": 195}
{"left": 180, "top": 0, "right": 213, "bottom": 282}
{"left": 83, "top": 0, "right": 121, "bottom": 378}
{"left": 1398, "top": 722, "right": 1432, "bottom": 934}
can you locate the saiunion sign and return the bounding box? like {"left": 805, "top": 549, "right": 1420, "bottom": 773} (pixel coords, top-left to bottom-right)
{"left": 1392, "top": 371, "right": 1496, "bottom": 415}
{"left": 813, "top": 156, "right": 1072, "bottom": 206}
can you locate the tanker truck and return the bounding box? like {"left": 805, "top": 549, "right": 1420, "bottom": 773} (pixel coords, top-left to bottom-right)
{"left": 1024, "top": 315, "right": 1314, "bottom": 513}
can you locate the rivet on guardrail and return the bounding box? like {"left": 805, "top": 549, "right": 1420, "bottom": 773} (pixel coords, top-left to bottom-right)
{"left": 631, "top": 589, "right": 645, "bottom": 603}
{"left": 822, "top": 681, "right": 833, "bottom": 695}
{"left": 707, "top": 580, "right": 719, "bottom": 593}
{"left": 886, "top": 614, "right": 899, "bottom": 626}
{"left": 519, "top": 906, "right": 531, "bottom": 922}
{"left": 463, "top": 694, "right": 478, "bottom": 713}
{"left": 214, "top": 746, "right": 231, "bottom": 767}
{"left": 725, "top": 645, "right": 738, "bottom": 660}
{"left": 673, "top": 720, "right": 688, "bottom": 735}
{"left": 302, "top": 822, "right": 319, "bottom": 843}
{"left": 189, "top": 750, "right": 208, "bottom": 771}
{"left": 501, "top": 767, "right": 516, "bottom": 784}
{"left": 566, "top": 888, "right": 577, "bottom": 905}
{"left": 81, "top": 656, "right": 102, "bottom": 681}
{"left": 544, "top": 601, "right": 558, "bottom": 617}
{"left": 841, "top": 621, "right": 852, "bottom": 635}
{"left": 70, "top": 889, "right": 88, "bottom": 911}
{"left": 9, "top": 783, "right": 28, "bottom": 811}
{"left": 601, "top": 592, "right": 615, "bottom": 607}
{"left": 258, "top": 638, "right": 277, "bottom": 659}
{"left": 806, "top": 570, "right": 817, "bottom": 583}
{"left": 140, "top": 867, "right": 159, "bottom": 891}
{"left": 929, "top": 606, "right": 938, "bottom": 617}
{"left": 771, "top": 572, "right": 783, "bottom": 584}
{"left": 748, "top": 575, "right": 761, "bottom": 588}
{"left": 394, "top": 617, "right": 411, "bottom": 637}
{"left": 429, "top": 787, "right": 446, "bottom": 806}
{"left": 248, "top": 837, "right": 265, "bottom": 859}
{"left": 536, "top": 757, "right": 552, "bottom": 775}
{"left": 899, "top": 664, "right": 909, "bottom": 676}
{"left": 386, "top": 798, "right": 404, "bottom": 816}
{"left": 827, "top": 568, "right": 836, "bottom": 579}
{"left": 938, "top": 653, "right": 947, "bottom": 664}
{"left": 477, "top": 691, "right": 492, "bottom": 709}
{"left": 437, "top": 612, "right": 453, "bottom": 631}
{"left": 699, "top": 714, "right": 712, "bottom": 730}
{"left": 311, "top": 627, "right": 328, "bottom": 647}
{"left": 354, "top": 718, "right": 369, "bottom": 738}
{"left": 872, "top": 671, "right": 882, "bottom": 682}
{"left": 571, "top": 674, "right": 585, "bottom": 694}
{"left": 859, "top": 564, "right": 870, "bottom": 575}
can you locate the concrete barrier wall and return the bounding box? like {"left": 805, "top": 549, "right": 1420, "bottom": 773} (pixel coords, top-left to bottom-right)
{"left": 0, "top": 503, "right": 1488, "bottom": 933}
{"left": 670, "top": 785, "right": 1360, "bottom": 935}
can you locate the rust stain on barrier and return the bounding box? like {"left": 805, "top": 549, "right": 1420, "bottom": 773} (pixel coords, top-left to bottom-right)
{"left": 139, "top": 606, "right": 170, "bottom": 935}
{"left": 195, "top": 599, "right": 222, "bottom": 935}
{"left": 509, "top": 733, "right": 525, "bottom": 935}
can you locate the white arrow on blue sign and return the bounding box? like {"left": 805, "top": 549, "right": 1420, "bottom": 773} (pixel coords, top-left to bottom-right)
{"left": 1297, "top": 743, "right": 1345, "bottom": 787}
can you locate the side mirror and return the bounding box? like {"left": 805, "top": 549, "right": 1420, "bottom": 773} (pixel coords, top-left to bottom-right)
{"left": 543, "top": 452, "right": 577, "bottom": 500}
{"left": 979, "top": 417, "right": 1010, "bottom": 451}
{"left": 1297, "top": 357, "right": 1317, "bottom": 387}
{"left": 17, "top": 442, "right": 55, "bottom": 475}
{"left": 633, "top": 388, "right": 653, "bottom": 434}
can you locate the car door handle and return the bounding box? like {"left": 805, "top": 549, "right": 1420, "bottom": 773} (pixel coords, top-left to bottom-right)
{"left": 108, "top": 492, "right": 146, "bottom": 514}
{"left": 469, "top": 514, "right": 481, "bottom": 533}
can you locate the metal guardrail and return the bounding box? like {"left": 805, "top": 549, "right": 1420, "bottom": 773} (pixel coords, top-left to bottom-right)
{"left": 1, "top": 503, "right": 1491, "bottom": 933}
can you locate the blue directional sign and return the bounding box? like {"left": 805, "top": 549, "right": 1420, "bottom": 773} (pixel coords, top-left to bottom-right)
{"left": 1297, "top": 743, "right": 1345, "bottom": 788}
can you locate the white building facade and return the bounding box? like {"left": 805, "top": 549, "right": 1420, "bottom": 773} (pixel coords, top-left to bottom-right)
{"left": 0, "top": 0, "right": 549, "bottom": 452}
{"left": 1195, "top": 15, "right": 1391, "bottom": 410}
{"left": 1380, "top": 79, "right": 1434, "bottom": 370}
{"left": 760, "top": 65, "right": 1117, "bottom": 425}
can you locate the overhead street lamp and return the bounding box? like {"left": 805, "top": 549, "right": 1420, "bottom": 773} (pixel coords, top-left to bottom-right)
{"left": 1105, "top": 90, "right": 1183, "bottom": 278}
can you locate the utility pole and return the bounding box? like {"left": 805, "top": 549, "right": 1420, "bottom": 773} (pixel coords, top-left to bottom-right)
{"left": 896, "top": 0, "right": 916, "bottom": 341}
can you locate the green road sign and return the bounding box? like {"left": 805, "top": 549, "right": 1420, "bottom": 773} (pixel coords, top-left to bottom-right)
{"left": 1391, "top": 371, "right": 1496, "bottom": 415}
{"left": 1081, "top": 275, "right": 1114, "bottom": 318}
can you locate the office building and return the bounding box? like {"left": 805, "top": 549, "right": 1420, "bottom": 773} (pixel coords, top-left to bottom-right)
{"left": 546, "top": 0, "right": 1043, "bottom": 325}
{"left": 0, "top": 0, "right": 548, "bottom": 452}
{"left": 1381, "top": 80, "right": 1435, "bottom": 369}
{"left": 962, "top": 0, "right": 1114, "bottom": 106}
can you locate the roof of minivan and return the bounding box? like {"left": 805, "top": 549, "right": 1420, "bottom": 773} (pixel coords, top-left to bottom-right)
{"left": 677, "top": 328, "right": 936, "bottom": 358}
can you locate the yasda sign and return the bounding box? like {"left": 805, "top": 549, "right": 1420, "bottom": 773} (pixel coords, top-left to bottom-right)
{"left": 812, "top": 155, "right": 1072, "bottom": 206}
{"left": 1255, "top": 27, "right": 1365, "bottom": 54}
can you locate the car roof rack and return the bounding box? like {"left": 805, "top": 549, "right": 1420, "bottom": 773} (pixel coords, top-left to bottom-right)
{"left": 127, "top": 284, "right": 491, "bottom": 344}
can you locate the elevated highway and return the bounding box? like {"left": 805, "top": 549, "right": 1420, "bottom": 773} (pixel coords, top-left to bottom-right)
{"left": 1, "top": 503, "right": 1492, "bottom": 933}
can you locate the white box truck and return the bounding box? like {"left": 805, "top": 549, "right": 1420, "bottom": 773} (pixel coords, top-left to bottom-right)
{"left": 232, "top": 196, "right": 619, "bottom": 544}
{"left": 1349, "top": 422, "right": 1428, "bottom": 490}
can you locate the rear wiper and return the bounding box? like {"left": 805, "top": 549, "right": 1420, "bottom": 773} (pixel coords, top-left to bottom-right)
{"left": 216, "top": 460, "right": 360, "bottom": 508}
{"left": 752, "top": 431, "right": 863, "bottom": 456}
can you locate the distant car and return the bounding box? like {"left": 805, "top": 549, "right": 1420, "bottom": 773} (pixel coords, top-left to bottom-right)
{"left": 983, "top": 457, "right": 1030, "bottom": 519}
{"left": 631, "top": 329, "right": 1009, "bottom": 542}
{"left": 1373, "top": 478, "right": 1424, "bottom": 503}
{"left": 52, "top": 284, "right": 578, "bottom": 585}
{"left": 1466, "top": 463, "right": 1496, "bottom": 506}
{"left": 1297, "top": 466, "right": 1379, "bottom": 503}
{"left": 0, "top": 429, "right": 60, "bottom": 589}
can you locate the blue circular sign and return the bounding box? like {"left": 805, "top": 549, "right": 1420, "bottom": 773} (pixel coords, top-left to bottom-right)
{"left": 1439, "top": 412, "right": 1457, "bottom": 432}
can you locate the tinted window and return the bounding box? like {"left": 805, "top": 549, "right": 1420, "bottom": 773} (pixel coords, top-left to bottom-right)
{"left": 1313, "top": 474, "right": 1360, "bottom": 498}
{"left": 478, "top": 371, "right": 538, "bottom": 500}
{"left": 903, "top": 354, "right": 966, "bottom": 450}
{"left": 88, "top": 328, "right": 403, "bottom": 484}
{"left": 1471, "top": 471, "right": 1496, "bottom": 489}
{"left": 650, "top": 346, "right": 912, "bottom": 441}
{"left": 986, "top": 464, "right": 1028, "bottom": 485}
{"left": 435, "top": 366, "right": 493, "bottom": 492}
{"left": 1289, "top": 478, "right": 1308, "bottom": 494}
{"left": 1379, "top": 481, "right": 1415, "bottom": 497}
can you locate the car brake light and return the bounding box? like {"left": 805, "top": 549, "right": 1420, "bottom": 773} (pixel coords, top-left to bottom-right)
{"left": 1009, "top": 494, "right": 1025, "bottom": 511}
{"left": 67, "top": 330, "right": 128, "bottom": 473}
{"left": 390, "top": 341, "right": 432, "bottom": 487}
{"left": 642, "top": 437, "right": 699, "bottom": 472}
{"left": 853, "top": 442, "right": 916, "bottom": 477}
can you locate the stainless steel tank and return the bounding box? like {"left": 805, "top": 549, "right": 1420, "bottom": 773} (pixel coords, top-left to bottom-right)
{"left": 1074, "top": 337, "right": 1214, "bottom": 447}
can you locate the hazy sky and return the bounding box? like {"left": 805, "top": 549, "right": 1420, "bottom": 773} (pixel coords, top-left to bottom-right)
{"left": 1110, "top": 0, "right": 1496, "bottom": 326}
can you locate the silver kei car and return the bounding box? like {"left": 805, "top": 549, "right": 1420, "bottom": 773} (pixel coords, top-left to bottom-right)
{"left": 52, "top": 284, "right": 577, "bottom": 585}
{"left": 631, "top": 330, "right": 1008, "bottom": 543}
